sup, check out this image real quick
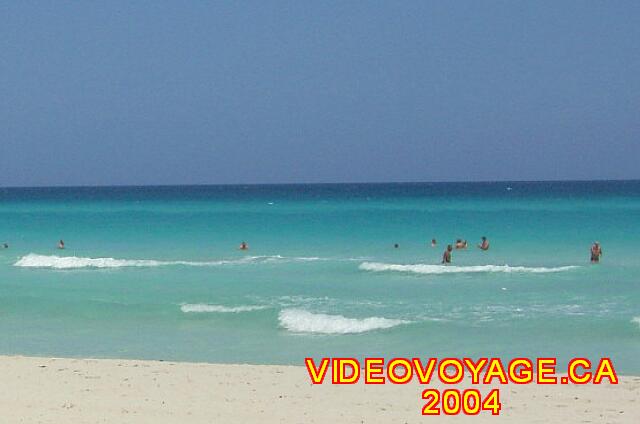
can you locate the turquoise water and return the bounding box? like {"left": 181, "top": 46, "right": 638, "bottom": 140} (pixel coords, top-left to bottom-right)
{"left": 1, "top": 182, "right": 639, "bottom": 372}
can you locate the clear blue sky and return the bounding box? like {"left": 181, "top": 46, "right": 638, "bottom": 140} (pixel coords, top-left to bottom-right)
{"left": 1, "top": 1, "right": 639, "bottom": 186}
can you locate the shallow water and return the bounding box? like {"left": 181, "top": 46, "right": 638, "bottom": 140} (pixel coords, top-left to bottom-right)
{"left": 0, "top": 182, "right": 638, "bottom": 372}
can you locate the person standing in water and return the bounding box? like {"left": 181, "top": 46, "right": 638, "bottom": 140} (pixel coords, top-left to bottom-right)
{"left": 590, "top": 242, "right": 602, "bottom": 263}
{"left": 478, "top": 236, "right": 490, "bottom": 251}
{"left": 239, "top": 241, "right": 249, "bottom": 250}
{"left": 58, "top": 240, "right": 65, "bottom": 249}
{"left": 431, "top": 239, "right": 437, "bottom": 247}
{"left": 442, "top": 244, "right": 452, "bottom": 264}
{"left": 455, "top": 239, "right": 468, "bottom": 249}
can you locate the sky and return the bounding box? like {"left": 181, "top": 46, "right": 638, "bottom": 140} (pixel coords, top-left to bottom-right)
{"left": 0, "top": 1, "right": 639, "bottom": 186}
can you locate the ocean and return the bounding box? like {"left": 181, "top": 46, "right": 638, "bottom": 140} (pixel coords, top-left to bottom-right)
{"left": 1, "top": 182, "right": 639, "bottom": 372}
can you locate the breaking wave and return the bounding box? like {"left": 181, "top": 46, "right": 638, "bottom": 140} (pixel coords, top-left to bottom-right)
{"left": 359, "top": 262, "right": 579, "bottom": 275}
{"left": 14, "top": 253, "right": 324, "bottom": 270}
{"left": 278, "top": 308, "right": 409, "bottom": 334}
{"left": 180, "top": 304, "right": 268, "bottom": 313}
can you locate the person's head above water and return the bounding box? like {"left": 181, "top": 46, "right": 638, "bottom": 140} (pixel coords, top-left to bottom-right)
{"left": 447, "top": 244, "right": 453, "bottom": 251}
{"left": 482, "top": 236, "right": 486, "bottom": 241}
{"left": 394, "top": 243, "right": 399, "bottom": 248}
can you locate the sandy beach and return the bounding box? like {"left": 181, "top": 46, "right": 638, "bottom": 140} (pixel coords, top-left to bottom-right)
{"left": 1, "top": 356, "right": 638, "bottom": 423}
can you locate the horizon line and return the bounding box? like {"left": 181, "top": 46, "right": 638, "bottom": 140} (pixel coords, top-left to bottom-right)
{"left": 1, "top": 178, "right": 639, "bottom": 190}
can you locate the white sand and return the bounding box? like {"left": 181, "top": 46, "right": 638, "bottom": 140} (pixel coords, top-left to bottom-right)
{"left": 0, "top": 355, "right": 638, "bottom": 423}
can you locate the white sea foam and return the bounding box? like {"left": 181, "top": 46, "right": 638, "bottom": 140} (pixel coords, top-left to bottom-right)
{"left": 180, "top": 304, "right": 267, "bottom": 313}
{"left": 359, "top": 262, "right": 579, "bottom": 275}
{"left": 632, "top": 317, "right": 640, "bottom": 328}
{"left": 14, "top": 254, "right": 166, "bottom": 269}
{"left": 14, "top": 253, "right": 325, "bottom": 269}
{"left": 278, "top": 308, "right": 409, "bottom": 334}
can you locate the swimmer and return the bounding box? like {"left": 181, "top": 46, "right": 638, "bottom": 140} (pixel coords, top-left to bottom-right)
{"left": 58, "top": 240, "right": 65, "bottom": 250}
{"left": 2, "top": 243, "right": 7, "bottom": 249}
{"left": 394, "top": 243, "right": 399, "bottom": 249}
{"left": 478, "top": 236, "right": 490, "bottom": 251}
{"left": 442, "top": 244, "right": 453, "bottom": 264}
{"left": 239, "top": 241, "right": 249, "bottom": 250}
{"left": 455, "top": 239, "right": 467, "bottom": 249}
{"left": 431, "top": 239, "right": 437, "bottom": 247}
{"left": 590, "top": 242, "right": 602, "bottom": 263}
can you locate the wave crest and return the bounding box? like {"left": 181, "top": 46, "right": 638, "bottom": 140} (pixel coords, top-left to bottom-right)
{"left": 632, "top": 317, "right": 640, "bottom": 328}
{"left": 278, "top": 308, "right": 409, "bottom": 334}
{"left": 14, "top": 253, "right": 323, "bottom": 269}
{"left": 180, "top": 304, "right": 267, "bottom": 313}
{"left": 359, "top": 262, "right": 579, "bottom": 275}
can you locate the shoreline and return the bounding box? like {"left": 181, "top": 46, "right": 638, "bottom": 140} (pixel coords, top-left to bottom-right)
{"left": 2, "top": 355, "right": 638, "bottom": 423}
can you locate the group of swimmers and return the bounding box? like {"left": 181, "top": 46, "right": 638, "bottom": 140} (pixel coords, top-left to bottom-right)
{"left": 1, "top": 237, "right": 604, "bottom": 264}
{"left": 392, "top": 236, "right": 490, "bottom": 264}
{"left": 1, "top": 240, "right": 65, "bottom": 250}
{"left": 4, "top": 239, "right": 242, "bottom": 251}
{"left": 438, "top": 236, "right": 490, "bottom": 264}
{"left": 393, "top": 236, "right": 602, "bottom": 265}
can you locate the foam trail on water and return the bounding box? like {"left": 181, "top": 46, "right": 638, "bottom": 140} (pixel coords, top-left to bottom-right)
{"left": 15, "top": 254, "right": 167, "bottom": 269}
{"left": 181, "top": 304, "right": 268, "bottom": 313}
{"left": 14, "top": 253, "right": 325, "bottom": 269}
{"left": 359, "top": 262, "right": 579, "bottom": 275}
{"left": 278, "top": 308, "right": 409, "bottom": 334}
{"left": 632, "top": 317, "right": 640, "bottom": 328}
